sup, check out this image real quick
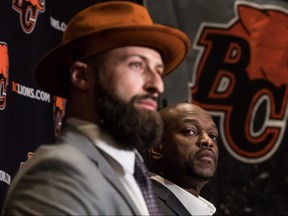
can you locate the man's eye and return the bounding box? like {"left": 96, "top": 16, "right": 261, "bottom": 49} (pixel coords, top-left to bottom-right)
{"left": 210, "top": 135, "right": 218, "bottom": 142}
{"left": 181, "top": 129, "right": 196, "bottom": 136}
{"left": 130, "top": 62, "right": 143, "bottom": 70}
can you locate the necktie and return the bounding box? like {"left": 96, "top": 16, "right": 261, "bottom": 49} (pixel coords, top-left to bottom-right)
{"left": 134, "top": 154, "right": 162, "bottom": 215}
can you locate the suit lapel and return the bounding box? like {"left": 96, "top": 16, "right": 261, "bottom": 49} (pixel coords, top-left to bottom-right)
{"left": 58, "top": 125, "right": 141, "bottom": 215}
{"left": 152, "top": 179, "right": 191, "bottom": 215}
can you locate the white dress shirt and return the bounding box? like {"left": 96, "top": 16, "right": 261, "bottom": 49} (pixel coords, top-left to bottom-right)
{"left": 66, "top": 117, "right": 149, "bottom": 215}
{"left": 150, "top": 174, "right": 216, "bottom": 216}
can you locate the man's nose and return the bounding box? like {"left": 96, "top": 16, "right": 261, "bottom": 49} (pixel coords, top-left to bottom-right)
{"left": 143, "top": 69, "right": 164, "bottom": 95}
{"left": 197, "top": 133, "right": 213, "bottom": 148}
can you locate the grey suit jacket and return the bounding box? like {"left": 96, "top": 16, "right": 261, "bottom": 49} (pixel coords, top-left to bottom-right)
{"left": 1, "top": 125, "right": 141, "bottom": 215}
{"left": 152, "top": 179, "right": 191, "bottom": 216}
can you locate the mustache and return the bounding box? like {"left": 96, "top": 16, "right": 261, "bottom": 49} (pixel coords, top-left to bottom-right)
{"left": 196, "top": 149, "right": 217, "bottom": 163}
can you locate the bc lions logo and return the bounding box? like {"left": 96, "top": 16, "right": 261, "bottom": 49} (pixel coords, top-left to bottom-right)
{"left": 0, "top": 42, "right": 9, "bottom": 110}
{"left": 12, "top": 0, "right": 45, "bottom": 34}
{"left": 191, "top": 2, "right": 288, "bottom": 163}
{"left": 53, "top": 96, "right": 66, "bottom": 136}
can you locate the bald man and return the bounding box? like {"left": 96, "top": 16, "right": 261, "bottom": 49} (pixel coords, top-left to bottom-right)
{"left": 149, "top": 102, "right": 218, "bottom": 215}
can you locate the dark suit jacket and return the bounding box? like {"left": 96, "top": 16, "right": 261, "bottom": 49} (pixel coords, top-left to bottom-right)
{"left": 1, "top": 125, "right": 141, "bottom": 215}
{"left": 152, "top": 179, "right": 191, "bottom": 216}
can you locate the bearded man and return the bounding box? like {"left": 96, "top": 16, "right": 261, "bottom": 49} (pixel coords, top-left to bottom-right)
{"left": 1, "top": 1, "right": 190, "bottom": 215}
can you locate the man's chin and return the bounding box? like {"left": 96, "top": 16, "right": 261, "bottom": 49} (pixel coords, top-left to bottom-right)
{"left": 197, "top": 170, "right": 216, "bottom": 181}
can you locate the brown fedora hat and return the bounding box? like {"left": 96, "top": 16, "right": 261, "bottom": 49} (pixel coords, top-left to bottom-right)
{"left": 35, "top": 1, "right": 191, "bottom": 98}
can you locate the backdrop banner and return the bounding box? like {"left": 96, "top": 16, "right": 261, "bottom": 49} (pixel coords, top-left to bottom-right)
{"left": 1, "top": 1, "right": 287, "bottom": 215}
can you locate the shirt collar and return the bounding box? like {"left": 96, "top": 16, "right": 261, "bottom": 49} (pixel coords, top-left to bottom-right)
{"left": 66, "top": 117, "right": 135, "bottom": 174}
{"left": 150, "top": 174, "right": 216, "bottom": 215}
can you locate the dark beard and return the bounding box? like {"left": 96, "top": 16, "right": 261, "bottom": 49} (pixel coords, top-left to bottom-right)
{"left": 95, "top": 83, "right": 163, "bottom": 153}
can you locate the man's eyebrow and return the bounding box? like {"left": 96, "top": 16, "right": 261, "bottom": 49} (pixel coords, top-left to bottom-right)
{"left": 126, "top": 53, "right": 164, "bottom": 68}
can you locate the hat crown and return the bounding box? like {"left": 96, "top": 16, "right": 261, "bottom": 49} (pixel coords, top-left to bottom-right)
{"left": 63, "top": 1, "right": 153, "bottom": 43}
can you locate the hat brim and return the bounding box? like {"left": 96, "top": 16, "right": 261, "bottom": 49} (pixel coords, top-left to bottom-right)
{"left": 35, "top": 25, "right": 191, "bottom": 98}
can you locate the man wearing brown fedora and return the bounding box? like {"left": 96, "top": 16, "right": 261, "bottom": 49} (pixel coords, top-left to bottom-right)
{"left": 1, "top": 1, "right": 191, "bottom": 216}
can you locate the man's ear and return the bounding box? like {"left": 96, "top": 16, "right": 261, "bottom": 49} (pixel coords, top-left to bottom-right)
{"left": 149, "top": 143, "right": 163, "bottom": 160}
{"left": 69, "top": 61, "right": 91, "bottom": 90}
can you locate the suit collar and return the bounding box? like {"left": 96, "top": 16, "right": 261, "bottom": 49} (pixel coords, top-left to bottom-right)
{"left": 57, "top": 125, "right": 141, "bottom": 215}
{"left": 152, "top": 179, "right": 191, "bottom": 215}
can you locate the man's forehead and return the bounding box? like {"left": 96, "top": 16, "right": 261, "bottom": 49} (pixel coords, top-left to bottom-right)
{"left": 165, "top": 104, "right": 214, "bottom": 123}
{"left": 105, "top": 46, "right": 163, "bottom": 64}
{"left": 108, "top": 46, "right": 161, "bottom": 55}
{"left": 170, "top": 104, "right": 202, "bottom": 116}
